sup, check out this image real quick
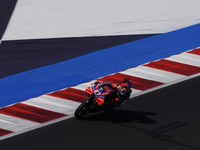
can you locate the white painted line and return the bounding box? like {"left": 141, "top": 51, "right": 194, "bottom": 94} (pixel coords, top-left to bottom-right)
{"left": 165, "top": 53, "right": 200, "bottom": 67}
{"left": 120, "top": 67, "right": 167, "bottom": 83}
{"left": 183, "top": 52, "right": 200, "bottom": 61}
{"left": 71, "top": 80, "right": 97, "bottom": 91}
{"left": 0, "top": 114, "right": 74, "bottom": 141}
{"left": 0, "top": 113, "right": 39, "bottom": 132}
{"left": 21, "top": 95, "right": 80, "bottom": 115}
{"left": 130, "top": 73, "right": 200, "bottom": 99}
{"left": 130, "top": 88, "right": 142, "bottom": 97}
{"left": 121, "top": 65, "right": 186, "bottom": 83}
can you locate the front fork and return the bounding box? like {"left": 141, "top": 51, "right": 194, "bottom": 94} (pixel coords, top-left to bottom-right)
{"left": 87, "top": 94, "right": 101, "bottom": 113}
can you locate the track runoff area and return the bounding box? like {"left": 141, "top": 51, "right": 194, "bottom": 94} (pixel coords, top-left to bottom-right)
{"left": 0, "top": 24, "right": 200, "bottom": 140}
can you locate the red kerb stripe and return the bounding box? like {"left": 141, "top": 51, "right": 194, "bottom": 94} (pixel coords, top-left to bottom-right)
{"left": 0, "top": 103, "right": 66, "bottom": 123}
{"left": 187, "top": 48, "right": 200, "bottom": 55}
{"left": 48, "top": 88, "right": 88, "bottom": 103}
{"left": 98, "top": 73, "right": 163, "bottom": 90}
{"left": 144, "top": 59, "right": 200, "bottom": 76}
{"left": 0, "top": 128, "right": 13, "bottom": 136}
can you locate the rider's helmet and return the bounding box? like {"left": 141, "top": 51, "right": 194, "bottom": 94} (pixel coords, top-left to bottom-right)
{"left": 117, "top": 84, "right": 130, "bottom": 99}
{"left": 117, "top": 78, "right": 133, "bottom": 99}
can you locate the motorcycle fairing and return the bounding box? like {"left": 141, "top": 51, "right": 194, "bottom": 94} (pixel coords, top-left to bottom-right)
{"left": 86, "top": 83, "right": 114, "bottom": 106}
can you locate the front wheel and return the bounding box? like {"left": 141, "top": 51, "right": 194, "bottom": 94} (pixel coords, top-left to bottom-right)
{"left": 74, "top": 99, "right": 90, "bottom": 119}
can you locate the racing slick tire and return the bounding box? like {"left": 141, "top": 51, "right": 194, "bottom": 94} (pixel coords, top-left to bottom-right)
{"left": 74, "top": 99, "right": 90, "bottom": 119}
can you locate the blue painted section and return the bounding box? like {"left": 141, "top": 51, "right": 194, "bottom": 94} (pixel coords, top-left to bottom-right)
{"left": 1, "top": 23, "right": 200, "bottom": 108}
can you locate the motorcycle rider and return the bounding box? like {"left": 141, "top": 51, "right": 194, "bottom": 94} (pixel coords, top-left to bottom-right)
{"left": 75, "top": 78, "right": 134, "bottom": 118}
{"left": 93, "top": 78, "right": 133, "bottom": 109}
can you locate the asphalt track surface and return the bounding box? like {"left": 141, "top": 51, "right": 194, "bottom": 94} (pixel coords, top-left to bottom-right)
{"left": 0, "top": 35, "right": 200, "bottom": 149}
{"left": 1, "top": 1, "right": 200, "bottom": 150}
{"left": 0, "top": 75, "right": 199, "bottom": 150}
{"left": 0, "top": 34, "right": 157, "bottom": 79}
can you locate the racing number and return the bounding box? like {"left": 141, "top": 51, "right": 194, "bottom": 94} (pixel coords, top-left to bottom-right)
{"left": 94, "top": 89, "right": 101, "bottom": 95}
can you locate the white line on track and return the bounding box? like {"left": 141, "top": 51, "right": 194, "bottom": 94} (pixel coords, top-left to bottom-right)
{"left": 71, "top": 80, "right": 97, "bottom": 91}
{"left": 0, "top": 113, "right": 39, "bottom": 132}
{"left": 120, "top": 65, "right": 186, "bottom": 83}
{"left": 21, "top": 95, "right": 80, "bottom": 115}
{"left": 165, "top": 53, "right": 200, "bottom": 67}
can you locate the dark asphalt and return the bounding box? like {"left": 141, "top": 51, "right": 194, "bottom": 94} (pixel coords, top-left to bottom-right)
{"left": 0, "top": 34, "right": 157, "bottom": 78}
{"left": 0, "top": 75, "right": 200, "bottom": 150}
{"left": 0, "top": 32, "right": 199, "bottom": 150}
{"left": 0, "top": 1, "right": 199, "bottom": 149}
{"left": 0, "top": 0, "right": 17, "bottom": 40}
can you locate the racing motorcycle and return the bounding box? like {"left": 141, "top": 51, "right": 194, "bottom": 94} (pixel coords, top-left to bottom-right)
{"left": 74, "top": 79, "right": 133, "bottom": 119}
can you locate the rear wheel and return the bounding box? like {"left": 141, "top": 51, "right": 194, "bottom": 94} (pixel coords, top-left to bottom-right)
{"left": 74, "top": 99, "right": 91, "bottom": 119}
